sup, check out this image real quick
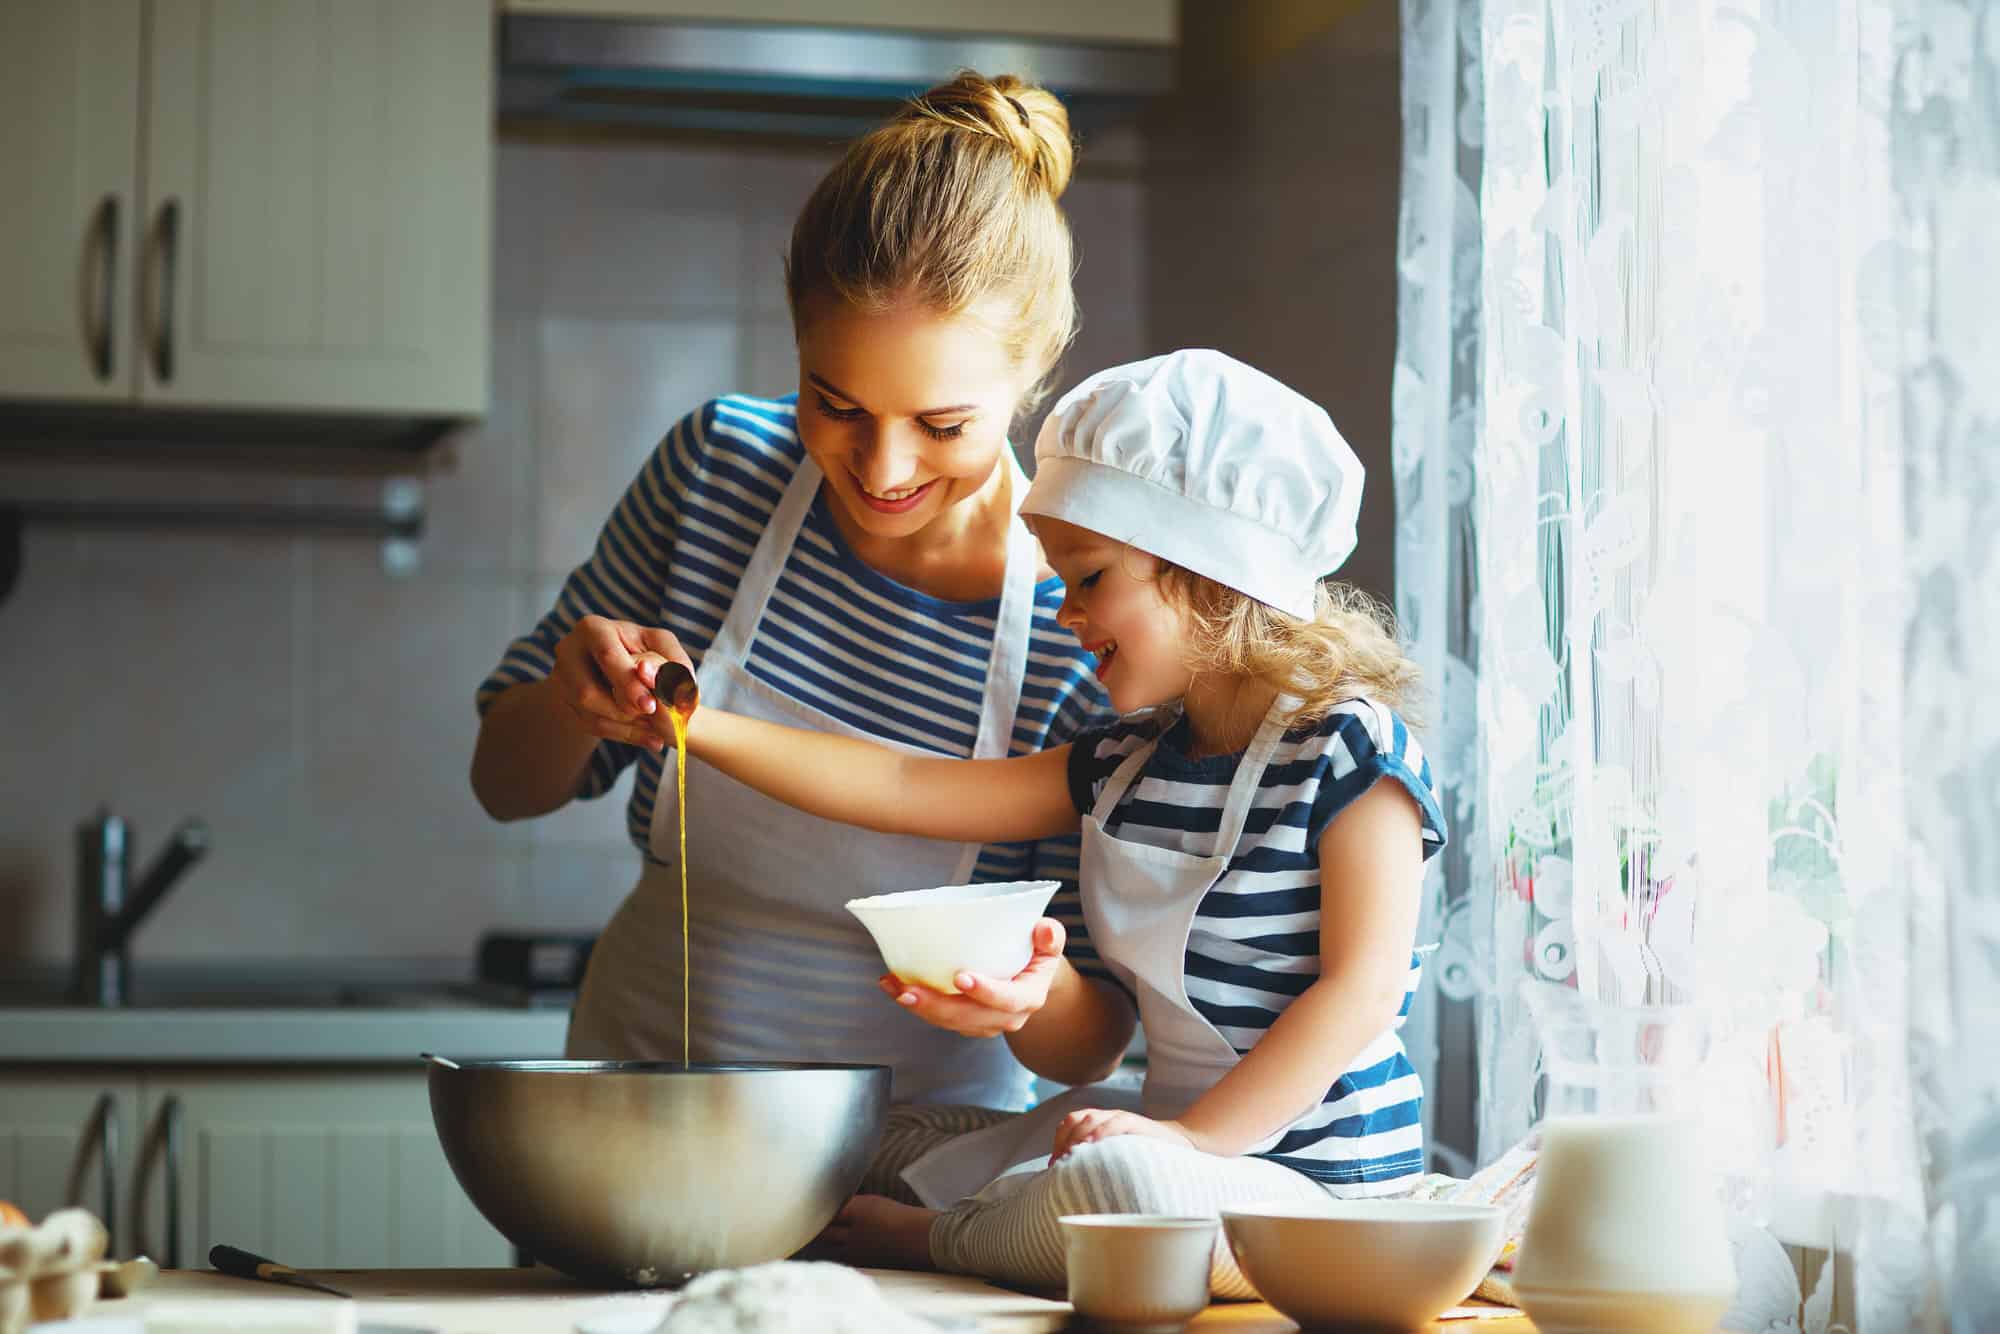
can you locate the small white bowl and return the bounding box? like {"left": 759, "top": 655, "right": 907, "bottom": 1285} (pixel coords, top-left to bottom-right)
{"left": 1060, "top": 1214, "right": 1217, "bottom": 1332}
{"left": 1221, "top": 1199, "right": 1504, "bottom": 1329}
{"left": 844, "top": 880, "right": 1060, "bottom": 994}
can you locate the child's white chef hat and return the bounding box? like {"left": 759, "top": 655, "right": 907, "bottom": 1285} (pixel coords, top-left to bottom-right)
{"left": 1022, "top": 349, "right": 1364, "bottom": 619}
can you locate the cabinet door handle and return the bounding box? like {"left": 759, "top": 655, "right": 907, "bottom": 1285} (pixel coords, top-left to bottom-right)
{"left": 131, "top": 1094, "right": 184, "bottom": 1269}
{"left": 86, "top": 195, "right": 119, "bottom": 382}
{"left": 63, "top": 1092, "right": 120, "bottom": 1257}
{"left": 148, "top": 198, "right": 180, "bottom": 384}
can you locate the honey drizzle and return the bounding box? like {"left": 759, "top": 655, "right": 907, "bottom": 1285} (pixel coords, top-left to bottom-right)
{"left": 668, "top": 705, "right": 691, "bottom": 1069}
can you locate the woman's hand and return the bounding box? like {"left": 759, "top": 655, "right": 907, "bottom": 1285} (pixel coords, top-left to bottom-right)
{"left": 1052, "top": 1109, "right": 1200, "bottom": 1160}
{"left": 879, "top": 918, "right": 1067, "bottom": 1038}
{"left": 550, "top": 614, "right": 692, "bottom": 753}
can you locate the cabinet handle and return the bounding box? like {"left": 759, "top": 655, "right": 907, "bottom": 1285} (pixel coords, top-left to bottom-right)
{"left": 63, "top": 1092, "right": 120, "bottom": 1257}
{"left": 132, "top": 1094, "right": 185, "bottom": 1269}
{"left": 86, "top": 195, "right": 118, "bottom": 382}
{"left": 148, "top": 198, "right": 180, "bottom": 384}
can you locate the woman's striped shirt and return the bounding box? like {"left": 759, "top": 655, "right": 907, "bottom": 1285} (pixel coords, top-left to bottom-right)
{"left": 478, "top": 393, "right": 1115, "bottom": 980}
{"left": 1066, "top": 697, "right": 1448, "bottom": 1193}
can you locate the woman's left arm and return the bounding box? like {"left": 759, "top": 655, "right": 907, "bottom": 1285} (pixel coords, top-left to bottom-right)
{"left": 1059, "top": 778, "right": 1426, "bottom": 1159}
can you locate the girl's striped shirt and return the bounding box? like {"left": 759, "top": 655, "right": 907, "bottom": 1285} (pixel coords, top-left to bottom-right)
{"left": 1066, "top": 697, "right": 1448, "bottom": 1193}
{"left": 478, "top": 393, "right": 1116, "bottom": 981}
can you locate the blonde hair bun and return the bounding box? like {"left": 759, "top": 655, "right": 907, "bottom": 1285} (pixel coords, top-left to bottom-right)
{"left": 903, "top": 71, "right": 1076, "bottom": 199}
{"left": 786, "top": 69, "right": 1080, "bottom": 406}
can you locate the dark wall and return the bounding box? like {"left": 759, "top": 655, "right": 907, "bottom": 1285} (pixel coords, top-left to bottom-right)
{"left": 1144, "top": 0, "right": 1403, "bottom": 604}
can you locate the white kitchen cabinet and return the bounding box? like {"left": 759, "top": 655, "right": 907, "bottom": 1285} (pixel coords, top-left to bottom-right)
{"left": 0, "top": 1073, "right": 137, "bottom": 1232}
{"left": 0, "top": 0, "right": 492, "bottom": 417}
{"left": 0, "top": 1069, "right": 511, "bottom": 1270}
{"left": 132, "top": 1072, "right": 512, "bottom": 1270}
{"left": 0, "top": 0, "right": 144, "bottom": 402}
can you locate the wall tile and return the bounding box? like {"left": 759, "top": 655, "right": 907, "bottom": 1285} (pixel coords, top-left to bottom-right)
{"left": 302, "top": 550, "right": 524, "bottom": 854}
{"left": 493, "top": 143, "right": 563, "bottom": 315}
{"left": 534, "top": 317, "right": 738, "bottom": 575}
{"left": 78, "top": 531, "right": 304, "bottom": 840}
{"left": 0, "top": 531, "right": 101, "bottom": 960}
{"left": 523, "top": 842, "right": 636, "bottom": 935}
{"left": 419, "top": 315, "right": 541, "bottom": 576}
{"left": 294, "top": 840, "right": 527, "bottom": 959}
{"left": 72, "top": 530, "right": 309, "bottom": 961}
{"left": 743, "top": 317, "right": 797, "bottom": 400}
{"left": 545, "top": 207, "right": 743, "bottom": 318}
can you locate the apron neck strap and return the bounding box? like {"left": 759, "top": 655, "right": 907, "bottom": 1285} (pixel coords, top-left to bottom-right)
{"left": 970, "top": 454, "right": 1038, "bottom": 759}
{"left": 1090, "top": 697, "right": 1295, "bottom": 859}
{"left": 704, "top": 448, "right": 1038, "bottom": 765}
{"left": 703, "top": 454, "right": 823, "bottom": 669}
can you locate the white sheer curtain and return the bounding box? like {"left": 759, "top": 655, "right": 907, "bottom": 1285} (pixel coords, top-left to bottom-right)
{"left": 1393, "top": 1, "right": 1999, "bottom": 1328}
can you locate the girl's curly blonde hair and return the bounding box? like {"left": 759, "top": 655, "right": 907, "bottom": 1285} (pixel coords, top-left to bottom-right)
{"left": 1152, "top": 564, "right": 1424, "bottom": 731}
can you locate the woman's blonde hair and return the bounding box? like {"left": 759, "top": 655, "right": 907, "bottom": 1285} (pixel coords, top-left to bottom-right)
{"left": 1153, "top": 565, "right": 1425, "bottom": 731}
{"left": 785, "top": 71, "right": 1078, "bottom": 410}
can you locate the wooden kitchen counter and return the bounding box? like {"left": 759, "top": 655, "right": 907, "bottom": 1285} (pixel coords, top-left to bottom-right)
{"left": 111, "top": 1266, "right": 1533, "bottom": 1332}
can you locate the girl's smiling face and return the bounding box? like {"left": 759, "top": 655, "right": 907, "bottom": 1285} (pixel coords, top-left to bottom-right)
{"left": 793, "top": 290, "right": 1031, "bottom": 542}
{"left": 1035, "top": 517, "right": 1195, "bottom": 712}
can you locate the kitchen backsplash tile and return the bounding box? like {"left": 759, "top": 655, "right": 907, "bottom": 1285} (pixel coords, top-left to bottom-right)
{"left": 419, "top": 315, "right": 541, "bottom": 578}
{"left": 303, "top": 556, "right": 523, "bottom": 852}
{"left": 544, "top": 206, "right": 745, "bottom": 318}
{"left": 533, "top": 315, "right": 741, "bottom": 575}
{"left": 523, "top": 841, "right": 639, "bottom": 934}
{"left": 743, "top": 316, "right": 798, "bottom": 400}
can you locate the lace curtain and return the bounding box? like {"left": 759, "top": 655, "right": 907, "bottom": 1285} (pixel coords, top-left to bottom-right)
{"left": 1393, "top": 1, "right": 1999, "bottom": 1328}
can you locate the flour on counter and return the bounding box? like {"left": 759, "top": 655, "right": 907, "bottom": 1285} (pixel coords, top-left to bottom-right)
{"left": 652, "top": 1262, "right": 945, "bottom": 1334}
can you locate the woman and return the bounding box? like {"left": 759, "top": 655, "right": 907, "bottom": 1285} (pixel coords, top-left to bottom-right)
{"left": 469, "top": 73, "right": 1132, "bottom": 1186}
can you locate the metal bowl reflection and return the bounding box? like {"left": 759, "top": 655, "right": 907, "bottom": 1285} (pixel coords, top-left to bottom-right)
{"left": 427, "top": 1059, "right": 889, "bottom": 1286}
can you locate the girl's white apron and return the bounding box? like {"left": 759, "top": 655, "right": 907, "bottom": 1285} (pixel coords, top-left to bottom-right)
{"left": 903, "top": 704, "right": 1294, "bottom": 1206}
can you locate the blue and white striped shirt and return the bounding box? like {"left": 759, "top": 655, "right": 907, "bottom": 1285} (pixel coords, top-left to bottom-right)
{"left": 1066, "top": 697, "right": 1447, "bottom": 1192}
{"left": 478, "top": 394, "right": 1116, "bottom": 980}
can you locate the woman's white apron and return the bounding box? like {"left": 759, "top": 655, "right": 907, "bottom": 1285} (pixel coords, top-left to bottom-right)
{"left": 567, "top": 454, "right": 1042, "bottom": 1109}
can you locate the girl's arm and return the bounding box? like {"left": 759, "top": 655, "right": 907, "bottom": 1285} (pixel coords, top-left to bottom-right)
{"left": 680, "top": 703, "right": 1082, "bottom": 846}
{"left": 1163, "top": 778, "right": 1426, "bottom": 1156}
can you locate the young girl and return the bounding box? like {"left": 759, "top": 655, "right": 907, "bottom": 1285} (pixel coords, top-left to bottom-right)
{"left": 658, "top": 349, "right": 1446, "bottom": 1297}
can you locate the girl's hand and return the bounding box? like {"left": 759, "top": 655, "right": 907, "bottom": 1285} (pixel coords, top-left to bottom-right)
{"left": 1052, "top": 1109, "right": 1199, "bottom": 1160}
{"left": 550, "top": 614, "right": 692, "bottom": 753}
{"left": 879, "top": 918, "right": 1067, "bottom": 1038}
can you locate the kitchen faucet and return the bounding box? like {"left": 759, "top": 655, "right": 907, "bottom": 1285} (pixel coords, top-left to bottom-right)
{"left": 73, "top": 809, "right": 208, "bottom": 1006}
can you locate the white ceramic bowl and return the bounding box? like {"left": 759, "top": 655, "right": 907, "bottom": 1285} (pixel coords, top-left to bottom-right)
{"left": 844, "top": 880, "right": 1060, "bottom": 994}
{"left": 1221, "top": 1200, "right": 1504, "bottom": 1329}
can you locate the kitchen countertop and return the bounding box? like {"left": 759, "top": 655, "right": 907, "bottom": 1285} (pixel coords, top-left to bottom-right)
{"left": 108, "top": 1266, "right": 1536, "bottom": 1332}
{"left": 0, "top": 1005, "right": 570, "bottom": 1064}
{"left": 0, "top": 959, "right": 573, "bottom": 1064}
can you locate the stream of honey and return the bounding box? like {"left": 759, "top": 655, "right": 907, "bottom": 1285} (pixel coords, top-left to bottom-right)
{"left": 668, "top": 704, "right": 690, "bottom": 1069}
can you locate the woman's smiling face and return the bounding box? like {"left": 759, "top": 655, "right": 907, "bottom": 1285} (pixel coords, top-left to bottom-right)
{"left": 793, "top": 291, "right": 1031, "bottom": 541}
{"left": 1035, "top": 517, "right": 1195, "bottom": 713}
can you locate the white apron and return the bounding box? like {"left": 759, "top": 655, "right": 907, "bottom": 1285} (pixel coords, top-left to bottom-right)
{"left": 567, "top": 454, "right": 1042, "bottom": 1109}
{"left": 901, "top": 702, "right": 1294, "bottom": 1206}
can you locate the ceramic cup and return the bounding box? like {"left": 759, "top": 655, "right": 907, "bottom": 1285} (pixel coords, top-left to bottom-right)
{"left": 1059, "top": 1214, "right": 1217, "bottom": 1332}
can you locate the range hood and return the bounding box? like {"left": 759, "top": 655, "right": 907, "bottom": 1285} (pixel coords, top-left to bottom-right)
{"left": 498, "top": 13, "right": 1174, "bottom": 140}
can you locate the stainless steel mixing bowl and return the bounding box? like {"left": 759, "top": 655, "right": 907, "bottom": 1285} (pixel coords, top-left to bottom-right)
{"left": 427, "top": 1059, "right": 890, "bottom": 1286}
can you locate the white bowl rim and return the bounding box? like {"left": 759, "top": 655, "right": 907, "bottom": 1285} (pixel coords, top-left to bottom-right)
{"left": 1221, "top": 1199, "right": 1503, "bottom": 1224}
{"left": 1058, "top": 1213, "right": 1218, "bottom": 1230}
{"left": 845, "top": 879, "right": 1060, "bottom": 912}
